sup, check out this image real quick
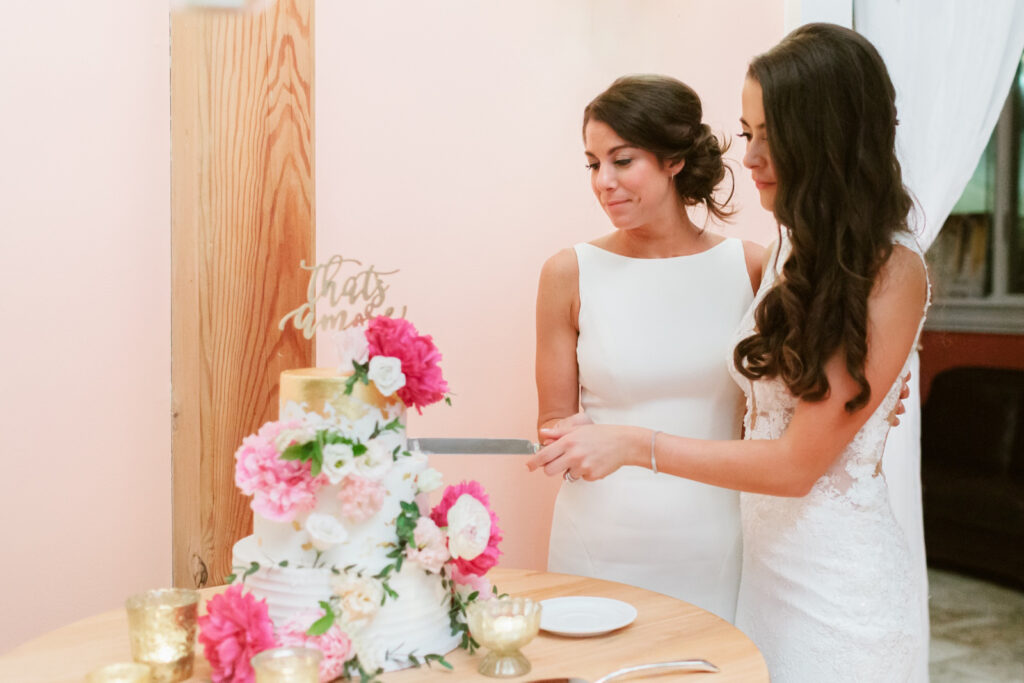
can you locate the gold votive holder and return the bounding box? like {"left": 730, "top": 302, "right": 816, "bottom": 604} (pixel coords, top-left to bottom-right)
{"left": 467, "top": 596, "right": 542, "bottom": 678}
{"left": 251, "top": 647, "right": 323, "bottom": 683}
{"left": 86, "top": 662, "right": 153, "bottom": 683}
{"left": 125, "top": 588, "right": 199, "bottom": 683}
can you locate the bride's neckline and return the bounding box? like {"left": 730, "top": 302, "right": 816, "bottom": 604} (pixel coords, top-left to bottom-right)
{"left": 581, "top": 237, "right": 730, "bottom": 261}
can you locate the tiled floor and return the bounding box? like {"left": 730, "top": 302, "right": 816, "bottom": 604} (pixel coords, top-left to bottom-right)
{"left": 928, "top": 568, "right": 1024, "bottom": 682}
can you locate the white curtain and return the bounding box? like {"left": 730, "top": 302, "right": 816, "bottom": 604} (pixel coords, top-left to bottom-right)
{"left": 853, "top": 2, "right": 1024, "bottom": 681}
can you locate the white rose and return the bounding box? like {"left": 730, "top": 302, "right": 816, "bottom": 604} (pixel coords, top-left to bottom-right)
{"left": 355, "top": 440, "right": 392, "bottom": 481}
{"left": 446, "top": 494, "right": 491, "bottom": 561}
{"left": 322, "top": 442, "right": 356, "bottom": 484}
{"left": 333, "top": 326, "right": 370, "bottom": 370}
{"left": 367, "top": 356, "right": 406, "bottom": 397}
{"left": 330, "top": 574, "right": 384, "bottom": 621}
{"left": 305, "top": 512, "right": 348, "bottom": 551}
{"left": 273, "top": 426, "right": 315, "bottom": 453}
{"left": 416, "top": 468, "right": 444, "bottom": 494}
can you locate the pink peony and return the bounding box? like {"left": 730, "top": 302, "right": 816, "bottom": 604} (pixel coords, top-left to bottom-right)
{"left": 198, "top": 585, "right": 277, "bottom": 683}
{"left": 338, "top": 475, "right": 386, "bottom": 523}
{"left": 278, "top": 610, "right": 354, "bottom": 682}
{"left": 405, "top": 517, "right": 450, "bottom": 573}
{"left": 365, "top": 316, "right": 448, "bottom": 413}
{"left": 431, "top": 481, "right": 502, "bottom": 576}
{"left": 234, "top": 419, "right": 327, "bottom": 522}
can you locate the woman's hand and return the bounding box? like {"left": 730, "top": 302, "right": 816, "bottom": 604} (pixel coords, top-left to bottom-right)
{"left": 889, "top": 371, "right": 911, "bottom": 426}
{"left": 527, "top": 423, "right": 646, "bottom": 481}
{"left": 538, "top": 411, "right": 593, "bottom": 445}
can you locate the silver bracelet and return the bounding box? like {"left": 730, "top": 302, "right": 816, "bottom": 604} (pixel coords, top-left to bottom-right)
{"left": 650, "top": 430, "right": 660, "bottom": 474}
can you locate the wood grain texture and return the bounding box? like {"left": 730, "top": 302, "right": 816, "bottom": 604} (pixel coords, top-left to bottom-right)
{"left": 170, "top": 0, "right": 315, "bottom": 590}
{"left": 0, "top": 569, "right": 769, "bottom": 682}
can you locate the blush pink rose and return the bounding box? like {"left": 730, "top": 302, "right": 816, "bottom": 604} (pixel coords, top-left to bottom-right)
{"left": 431, "top": 480, "right": 502, "bottom": 576}
{"left": 338, "top": 475, "right": 386, "bottom": 523}
{"left": 365, "top": 316, "right": 448, "bottom": 413}
{"left": 277, "top": 610, "right": 354, "bottom": 682}
{"left": 405, "top": 517, "right": 450, "bottom": 573}
{"left": 198, "top": 585, "right": 277, "bottom": 683}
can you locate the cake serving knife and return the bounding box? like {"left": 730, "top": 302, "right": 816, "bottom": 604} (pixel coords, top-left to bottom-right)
{"left": 408, "top": 437, "right": 538, "bottom": 455}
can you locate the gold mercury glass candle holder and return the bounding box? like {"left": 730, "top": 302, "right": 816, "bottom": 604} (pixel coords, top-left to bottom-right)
{"left": 85, "top": 662, "right": 153, "bottom": 683}
{"left": 125, "top": 588, "right": 199, "bottom": 683}
{"left": 251, "top": 647, "right": 323, "bottom": 683}
{"left": 467, "top": 596, "right": 542, "bottom": 678}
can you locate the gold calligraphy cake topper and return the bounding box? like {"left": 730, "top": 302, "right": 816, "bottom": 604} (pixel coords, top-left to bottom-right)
{"left": 278, "top": 255, "right": 408, "bottom": 339}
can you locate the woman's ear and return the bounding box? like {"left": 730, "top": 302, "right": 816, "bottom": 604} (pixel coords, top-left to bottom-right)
{"left": 667, "top": 158, "right": 685, "bottom": 178}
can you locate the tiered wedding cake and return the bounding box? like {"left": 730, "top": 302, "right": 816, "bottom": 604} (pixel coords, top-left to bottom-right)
{"left": 223, "top": 317, "right": 501, "bottom": 681}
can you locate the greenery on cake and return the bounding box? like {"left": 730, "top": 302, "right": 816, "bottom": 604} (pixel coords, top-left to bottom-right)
{"left": 200, "top": 317, "right": 503, "bottom": 682}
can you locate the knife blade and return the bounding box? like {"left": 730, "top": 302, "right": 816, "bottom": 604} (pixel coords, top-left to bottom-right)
{"left": 408, "top": 437, "right": 538, "bottom": 455}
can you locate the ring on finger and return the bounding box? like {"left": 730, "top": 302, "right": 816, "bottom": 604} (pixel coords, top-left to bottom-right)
{"left": 563, "top": 471, "right": 578, "bottom": 483}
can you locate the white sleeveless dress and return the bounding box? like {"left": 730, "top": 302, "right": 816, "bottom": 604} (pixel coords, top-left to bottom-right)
{"left": 728, "top": 231, "right": 929, "bottom": 681}
{"left": 547, "top": 239, "right": 753, "bottom": 621}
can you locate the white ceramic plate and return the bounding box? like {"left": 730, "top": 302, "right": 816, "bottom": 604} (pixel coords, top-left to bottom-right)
{"left": 539, "top": 596, "right": 638, "bottom": 637}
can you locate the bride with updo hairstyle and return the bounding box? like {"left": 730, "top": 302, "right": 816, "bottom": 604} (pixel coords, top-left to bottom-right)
{"left": 531, "top": 24, "right": 929, "bottom": 680}
{"left": 535, "top": 74, "right": 765, "bottom": 622}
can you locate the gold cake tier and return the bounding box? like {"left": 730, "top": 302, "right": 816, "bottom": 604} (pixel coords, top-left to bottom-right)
{"left": 279, "top": 368, "right": 402, "bottom": 422}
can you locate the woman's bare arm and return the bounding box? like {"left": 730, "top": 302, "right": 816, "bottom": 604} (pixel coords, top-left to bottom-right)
{"left": 529, "top": 244, "right": 927, "bottom": 496}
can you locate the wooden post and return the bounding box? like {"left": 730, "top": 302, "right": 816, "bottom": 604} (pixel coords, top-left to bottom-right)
{"left": 170, "top": 0, "right": 315, "bottom": 588}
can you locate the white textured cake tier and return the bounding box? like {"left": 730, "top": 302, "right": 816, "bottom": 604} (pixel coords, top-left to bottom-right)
{"left": 232, "top": 535, "right": 460, "bottom": 671}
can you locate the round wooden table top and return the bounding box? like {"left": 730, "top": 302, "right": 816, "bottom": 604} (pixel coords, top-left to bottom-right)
{"left": 0, "top": 568, "right": 768, "bottom": 682}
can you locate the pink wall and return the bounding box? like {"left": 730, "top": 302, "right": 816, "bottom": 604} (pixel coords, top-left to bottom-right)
{"left": 316, "top": 1, "right": 783, "bottom": 570}
{"left": 0, "top": 2, "right": 171, "bottom": 651}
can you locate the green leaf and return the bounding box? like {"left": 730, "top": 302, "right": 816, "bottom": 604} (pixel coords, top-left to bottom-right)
{"left": 444, "top": 396, "right": 452, "bottom": 406}
{"left": 224, "top": 573, "right": 236, "bottom": 583}
{"left": 307, "top": 605, "right": 335, "bottom": 636}
{"left": 278, "top": 560, "right": 289, "bottom": 567}
{"left": 244, "top": 561, "right": 260, "bottom": 578}
{"left": 352, "top": 442, "right": 368, "bottom": 457}
{"left": 425, "top": 654, "right": 453, "bottom": 670}
{"left": 467, "top": 590, "right": 479, "bottom": 602}
{"left": 280, "top": 443, "right": 305, "bottom": 460}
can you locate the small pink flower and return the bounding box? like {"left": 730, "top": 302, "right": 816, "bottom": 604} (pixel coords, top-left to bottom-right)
{"left": 234, "top": 419, "right": 326, "bottom": 522}
{"left": 431, "top": 481, "right": 502, "bottom": 577}
{"left": 451, "top": 564, "right": 493, "bottom": 600}
{"left": 338, "top": 475, "right": 386, "bottom": 523}
{"left": 365, "top": 316, "right": 448, "bottom": 413}
{"left": 198, "top": 585, "right": 277, "bottom": 683}
{"left": 278, "top": 610, "right": 354, "bottom": 682}
{"left": 405, "top": 517, "right": 450, "bottom": 573}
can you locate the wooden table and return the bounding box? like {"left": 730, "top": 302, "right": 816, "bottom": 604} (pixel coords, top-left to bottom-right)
{"left": 0, "top": 568, "right": 768, "bottom": 682}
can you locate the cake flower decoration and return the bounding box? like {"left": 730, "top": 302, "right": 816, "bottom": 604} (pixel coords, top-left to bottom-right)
{"left": 431, "top": 481, "right": 502, "bottom": 577}
{"left": 197, "top": 585, "right": 276, "bottom": 683}
{"left": 342, "top": 316, "right": 449, "bottom": 413}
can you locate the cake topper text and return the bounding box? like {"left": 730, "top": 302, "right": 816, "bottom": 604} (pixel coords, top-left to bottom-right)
{"left": 278, "top": 255, "right": 407, "bottom": 339}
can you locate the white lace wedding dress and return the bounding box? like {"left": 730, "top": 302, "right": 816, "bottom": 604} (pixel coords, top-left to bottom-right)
{"left": 728, "top": 232, "right": 929, "bottom": 681}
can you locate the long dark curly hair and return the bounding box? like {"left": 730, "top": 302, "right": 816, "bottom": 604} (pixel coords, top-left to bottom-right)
{"left": 733, "top": 23, "right": 914, "bottom": 413}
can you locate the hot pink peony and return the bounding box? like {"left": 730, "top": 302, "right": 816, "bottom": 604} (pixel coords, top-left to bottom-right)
{"left": 365, "top": 316, "right": 448, "bottom": 413}
{"left": 198, "top": 585, "right": 277, "bottom": 683}
{"left": 278, "top": 610, "right": 354, "bottom": 682}
{"left": 431, "top": 481, "right": 502, "bottom": 576}
{"left": 338, "top": 475, "right": 386, "bottom": 522}
{"left": 234, "top": 419, "right": 326, "bottom": 522}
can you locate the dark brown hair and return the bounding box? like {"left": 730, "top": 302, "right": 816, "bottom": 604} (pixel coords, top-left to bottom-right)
{"left": 734, "top": 23, "right": 914, "bottom": 412}
{"left": 583, "top": 74, "right": 734, "bottom": 222}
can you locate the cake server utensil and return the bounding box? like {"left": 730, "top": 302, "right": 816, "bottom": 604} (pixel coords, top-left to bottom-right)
{"left": 528, "top": 658, "right": 720, "bottom": 683}
{"left": 408, "top": 437, "right": 538, "bottom": 454}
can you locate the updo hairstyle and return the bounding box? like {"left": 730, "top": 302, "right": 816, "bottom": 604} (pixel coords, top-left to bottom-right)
{"left": 583, "top": 74, "right": 734, "bottom": 223}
